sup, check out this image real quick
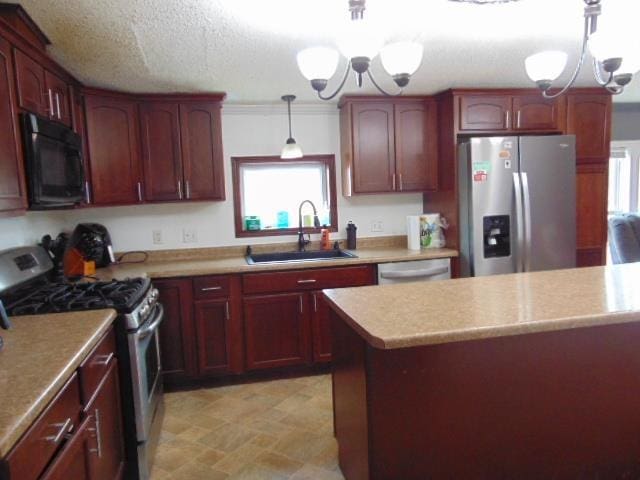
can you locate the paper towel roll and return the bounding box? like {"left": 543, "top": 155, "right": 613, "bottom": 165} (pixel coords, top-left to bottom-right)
{"left": 406, "top": 215, "right": 421, "bottom": 250}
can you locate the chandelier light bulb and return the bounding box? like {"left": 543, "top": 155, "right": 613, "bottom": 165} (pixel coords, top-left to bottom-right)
{"left": 588, "top": 30, "right": 624, "bottom": 63}
{"left": 524, "top": 51, "right": 568, "bottom": 83}
{"left": 380, "top": 42, "right": 423, "bottom": 77}
{"left": 297, "top": 47, "right": 339, "bottom": 81}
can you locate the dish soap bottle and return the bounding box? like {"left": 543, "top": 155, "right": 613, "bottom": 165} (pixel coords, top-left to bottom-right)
{"left": 346, "top": 221, "right": 357, "bottom": 250}
{"left": 320, "top": 226, "right": 331, "bottom": 250}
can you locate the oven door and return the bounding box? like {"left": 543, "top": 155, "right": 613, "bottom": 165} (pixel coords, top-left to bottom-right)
{"left": 128, "top": 303, "right": 164, "bottom": 442}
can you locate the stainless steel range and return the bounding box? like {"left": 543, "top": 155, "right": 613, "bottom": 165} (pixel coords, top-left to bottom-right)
{"left": 0, "top": 246, "right": 164, "bottom": 480}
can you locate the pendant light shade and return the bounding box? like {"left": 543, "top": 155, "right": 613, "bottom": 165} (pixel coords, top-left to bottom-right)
{"left": 380, "top": 42, "right": 424, "bottom": 76}
{"left": 281, "top": 95, "right": 303, "bottom": 159}
{"left": 297, "top": 47, "right": 339, "bottom": 82}
{"left": 525, "top": 51, "right": 568, "bottom": 83}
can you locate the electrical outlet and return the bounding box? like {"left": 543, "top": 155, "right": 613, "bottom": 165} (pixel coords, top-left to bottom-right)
{"left": 152, "top": 230, "right": 163, "bottom": 245}
{"left": 371, "top": 220, "right": 384, "bottom": 232}
{"left": 182, "top": 228, "right": 197, "bottom": 243}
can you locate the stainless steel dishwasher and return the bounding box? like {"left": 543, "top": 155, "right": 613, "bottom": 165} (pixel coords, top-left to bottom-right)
{"left": 377, "top": 258, "right": 451, "bottom": 284}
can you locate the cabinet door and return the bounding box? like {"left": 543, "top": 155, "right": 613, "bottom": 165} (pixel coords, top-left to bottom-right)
{"left": 140, "top": 102, "right": 183, "bottom": 202}
{"left": 459, "top": 95, "right": 511, "bottom": 131}
{"left": 155, "top": 278, "right": 197, "bottom": 384}
{"left": 567, "top": 93, "right": 611, "bottom": 162}
{"left": 194, "top": 298, "right": 241, "bottom": 376}
{"left": 86, "top": 360, "right": 125, "bottom": 480}
{"left": 0, "top": 37, "right": 27, "bottom": 213}
{"left": 311, "top": 291, "right": 332, "bottom": 363}
{"left": 84, "top": 95, "right": 143, "bottom": 205}
{"left": 512, "top": 95, "right": 564, "bottom": 131}
{"left": 179, "top": 103, "right": 225, "bottom": 201}
{"left": 351, "top": 102, "right": 396, "bottom": 193}
{"left": 40, "top": 416, "right": 92, "bottom": 480}
{"left": 394, "top": 100, "right": 438, "bottom": 192}
{"left": 244, "top": 293, "right": 311, "bottom": 370}
{"left": 44, "top": 70, "right": 72, "bottom": 126}
{"left": 13, "top": 48, "right": 46, "bottom": 116}
{"left": 576, "top": 163, "right": 608, "bottom": 267}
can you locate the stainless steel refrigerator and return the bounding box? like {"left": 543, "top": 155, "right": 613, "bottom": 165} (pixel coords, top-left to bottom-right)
{"left": 458, "top": 135, "right": 576, "bottom": 277}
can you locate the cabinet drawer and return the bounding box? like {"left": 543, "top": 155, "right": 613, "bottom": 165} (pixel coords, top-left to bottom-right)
{"left": 193, "top": 275, "right": 230, "bottom": 299}
{"left": 78, "top": 328, "right": 116, "bottom": 405}
{"left": 243, "top": 265, "right": 375, "bottom": 294}
{"left": 5, "top": 373, "right": 82, "bottom": 480}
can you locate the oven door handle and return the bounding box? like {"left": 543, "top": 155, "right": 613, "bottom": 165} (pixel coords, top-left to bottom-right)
{"left": 136, "top": 303, "right": 164, "bottom": 340}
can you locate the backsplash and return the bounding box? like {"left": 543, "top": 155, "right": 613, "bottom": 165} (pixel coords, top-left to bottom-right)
{"left": 0, "top": 105, "right": 424, "bottom": 252}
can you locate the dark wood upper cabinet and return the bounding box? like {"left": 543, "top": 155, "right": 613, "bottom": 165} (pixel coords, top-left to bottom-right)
{"left": 0, "top": 36, "right": 27, "bottom": 214}
{"left": 84, "top": 94, "right": 143, "bottom": 205}
{"left": 243, "top": 292, "right": 311, "bottom": 370}
{"left": 350, "top": 102, "right": 396, "bottom": 194}
{"left": 13, "top": 48, "right": 46, "bottom": 116}
{"left": 394, "top": 100, "right": 438, "bottom": 192}
{"left": 44, "top": 70, "right": 71, "bottom": 126}
{"left": 512, "top": 95, "right": 564, "bottom": 131}
{"left": 566, "top": 93, "right": 611, "bottom": 162}
{"left": 154, "top": 278, "right": 197, "bottom": 384}
{"left": 140, "top": 102, "right": 183, "bottom": 202}
{"left": 459, "top": 95, "right": 511, "bottom": 131}
{"left": 179, "top": 102, "right": 225, "bottom": 201}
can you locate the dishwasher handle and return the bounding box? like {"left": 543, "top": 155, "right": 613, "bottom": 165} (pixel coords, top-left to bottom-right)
{"left": 379, "top": 266, "right": 449, "bottom": 280}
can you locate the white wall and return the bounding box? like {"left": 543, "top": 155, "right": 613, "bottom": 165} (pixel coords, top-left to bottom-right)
{"left": 0, "top": 104, "right": 424, "bottom": 252}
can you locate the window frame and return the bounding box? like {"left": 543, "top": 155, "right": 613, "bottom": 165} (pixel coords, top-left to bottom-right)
{"left": 231, "top": 154, "right": 338, "bottom": 238}
{"left": 609, "top": 143, "right": 640, "bottom": 215}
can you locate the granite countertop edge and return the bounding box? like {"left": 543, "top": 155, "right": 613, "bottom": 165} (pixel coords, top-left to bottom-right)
{"left": 0, "top": 309, "right": 117, "bottom": 457}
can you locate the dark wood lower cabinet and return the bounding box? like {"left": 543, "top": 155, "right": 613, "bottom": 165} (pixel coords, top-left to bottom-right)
{"left": 155, "top": 278, "right": 197, "bottom": 383}
{"left": 40, "top": 415, "right": 92, "bottom": 480}
{"left": 311, "top": 291, "right": 332, "bottom": 363}
{"left": 86, "top": 360, "right": 124, "bottom": 480}
{"left": 243, "top": 292, "right": 311, "bottom": 370}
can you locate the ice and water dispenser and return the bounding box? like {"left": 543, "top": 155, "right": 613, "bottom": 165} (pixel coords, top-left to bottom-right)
{"left": 483, "top": 215, "right": 510, "bottom": 258}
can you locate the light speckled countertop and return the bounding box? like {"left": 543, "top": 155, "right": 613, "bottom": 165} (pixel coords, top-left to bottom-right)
{"left": 97, "top": 246, "right": 458, "bottom": 280}
{"left": 0, "top": 310, "right": 116, "bottom": 457}
{"left": 323, "top": 263, "right": 640, "bottom": 350}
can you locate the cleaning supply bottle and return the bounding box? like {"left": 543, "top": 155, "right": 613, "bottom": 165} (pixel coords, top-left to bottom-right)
{"left": 320, "top": 226, "right": 331, "bottom": 250}
{"left": 346, "top": 221, "right": 357, "bottom": 249}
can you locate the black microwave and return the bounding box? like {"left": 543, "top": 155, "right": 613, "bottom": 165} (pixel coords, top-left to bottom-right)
{"left": 21, "top": 113, "right": 85, "bottom": 209}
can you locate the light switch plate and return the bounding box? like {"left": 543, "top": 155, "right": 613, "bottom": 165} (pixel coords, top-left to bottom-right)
{"left": 152, "top": 230, "right": 163, "bottom": 245}
{"left": 371, "top": 220, "right": 384, "bottom": 232}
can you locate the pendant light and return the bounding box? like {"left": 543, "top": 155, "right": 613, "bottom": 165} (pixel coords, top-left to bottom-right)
{"left": 281, "top": 95, "right": 303, "bottom": 159}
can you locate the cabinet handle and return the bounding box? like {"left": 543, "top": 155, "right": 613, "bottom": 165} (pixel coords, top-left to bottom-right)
{"left": 84, "top": 181, "right": 91, "bottom": 204}
{"left": 392, "top": 173, "right": 397, "bottom": 191}
{"left": 89, "top": 409, "right": 103, "bottom": 458}
{"left": 185, "top": 180, "right": 191, "bottom": 199}
{"left": 55, "top": 93, "right": 61, "bottom": 119}
{"left": 313, "top": 293, "right": 318, "bottom": 313}
{"left": 297, "top": 279, "right": 317, "bottom": 284}
{"left": 225, "top": 301, "right": 230, "bottom": 321}
{"left": 47, "top": 89, "right": 54, "bottom": 117}
{"left": 137, "top": 182, "right": 143, "bottom": 202}
{"left": 177, "top": 180, "right": 183, "bottom": 199}
{"left": 399, "top": 173, "right": 404, "bottom": 191}
{"left": 91, "top": 352, "right": 114, "bottom": 367}
{"left": 299, "top": 296, "right": 303, "bottom": 314}
{"left": 516, "top": 111, "right": 521, "bottom": 129}
{"left": 44, "top": 418, "right": 73, "bottom": 444}
{"left": 505, "top": 110, "right": 510, "bottom": 129}
{"left": 201, "top": 286, "right": 222, "bottom": 291}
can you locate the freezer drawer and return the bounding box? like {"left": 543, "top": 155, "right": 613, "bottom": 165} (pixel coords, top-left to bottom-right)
{"left": 377, "top": 258, "right": 451, "bottom": 284}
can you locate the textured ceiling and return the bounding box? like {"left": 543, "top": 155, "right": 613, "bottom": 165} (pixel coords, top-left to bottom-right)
{"left": 14, "top": 0, "right": 640, "bottom": 103}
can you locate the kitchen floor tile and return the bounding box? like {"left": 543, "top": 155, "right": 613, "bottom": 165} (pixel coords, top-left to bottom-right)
{"left": 150, "top": 373, "right": 343, "bottom": 479}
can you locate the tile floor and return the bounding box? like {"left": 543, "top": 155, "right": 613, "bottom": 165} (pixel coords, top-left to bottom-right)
{"left": 151, "top": 374, "right": 345, "bottom": 479}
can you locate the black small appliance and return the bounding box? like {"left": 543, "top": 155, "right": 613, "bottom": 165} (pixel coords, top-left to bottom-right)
{"left": 21, "top": 112, "right": 85, "bottom": 209}
{"left": 67, "top": 223, "right": 116, "bottom": 268}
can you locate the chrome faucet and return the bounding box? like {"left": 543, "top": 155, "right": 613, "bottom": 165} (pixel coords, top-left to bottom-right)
{"left": 297, "top": 200, "right": 321, "bottom": 251}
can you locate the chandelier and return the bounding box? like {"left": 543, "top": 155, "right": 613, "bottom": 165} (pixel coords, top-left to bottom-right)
{"left": 525, "top": 0, "right": 639, "bottom": 98}
{"left": 296, "top": 0, "right": 423, "bottom": 101}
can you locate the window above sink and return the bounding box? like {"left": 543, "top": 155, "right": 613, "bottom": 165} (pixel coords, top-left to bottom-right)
{"left": 232, "top": 155, "right": 338, "bottom": 238}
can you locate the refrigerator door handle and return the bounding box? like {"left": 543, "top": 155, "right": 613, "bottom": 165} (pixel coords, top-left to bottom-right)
{"left": 513, "top": 172, "right": 525, "bottom": 273}
{"left": 521, "top": 172, "right": 533, "bottom": 272}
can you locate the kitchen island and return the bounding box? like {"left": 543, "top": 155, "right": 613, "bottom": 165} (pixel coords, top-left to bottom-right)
{"left": 324, "top": 263, "right": 640, "bottom": 480}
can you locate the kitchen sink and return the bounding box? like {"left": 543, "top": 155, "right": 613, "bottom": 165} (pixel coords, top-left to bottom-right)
{"left": 246, "top": 249, "right": 358, "bottom": 265}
